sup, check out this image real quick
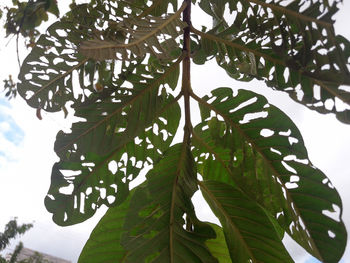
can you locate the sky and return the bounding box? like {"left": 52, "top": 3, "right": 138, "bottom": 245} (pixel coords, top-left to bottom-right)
{"left": 1, "top": 1, "right": 350, "bottom": 263}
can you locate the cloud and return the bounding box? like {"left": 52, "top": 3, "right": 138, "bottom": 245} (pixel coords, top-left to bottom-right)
{"left": 0, "top": 98, "right": 25, "bottom": 165}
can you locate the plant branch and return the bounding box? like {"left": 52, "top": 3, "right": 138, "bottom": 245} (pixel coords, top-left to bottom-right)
{"left": 182, "top": 0, "right": 192, "bottom": 147}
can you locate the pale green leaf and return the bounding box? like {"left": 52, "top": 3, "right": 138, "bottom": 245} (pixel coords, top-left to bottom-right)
{"left": 200, "top": 180, "right": 293, "bottom": 262}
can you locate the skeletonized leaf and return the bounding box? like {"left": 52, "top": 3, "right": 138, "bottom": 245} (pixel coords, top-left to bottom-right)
{"left": 45, "top": 60, "right": 181, "bottom": 226}
{"left": 121, "top": 144, "right": 218, "bottom": 263}
{"left": 200, "top": 180, "right": 293, "bottom": 262}
{"left": 192, "top": 87, "right": 347, "bottom": 262}
{"left": 79, "top": 3, "right": 187, "bottom": 61}
{"left": 194, "top": 0, "right": 350, "bottom": 123}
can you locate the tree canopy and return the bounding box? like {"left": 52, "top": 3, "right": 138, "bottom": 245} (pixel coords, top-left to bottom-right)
{"left": 3, "top": 0, "right": 350, "bottom": 262}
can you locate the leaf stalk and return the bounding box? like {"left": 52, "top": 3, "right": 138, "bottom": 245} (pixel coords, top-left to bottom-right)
{"left": 182, "top": 0, "right": 192, "bottom": 147}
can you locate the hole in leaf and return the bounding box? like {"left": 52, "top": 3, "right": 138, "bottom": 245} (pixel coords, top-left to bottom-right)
{"left": 229, "top": 97, "right": 257, "bottom": 114}
{"left": 285, "top": 182, "right": 298, "bottom": 189}
{"left": 108, "top": 160, "right": 118, "bottom": 174}
{"left": 239, "top": 111, "right": 268, "bottom": 124}
{"left": 107, "top": 195, "right": 116, "bottom": 204}
{"left": 288, "top": 137, "right": 298, "bottom": 145}
{"left": 290, "top": 175, "right": 300, "bottom": 182}
{"left": 260, "top": 128, "right": 274, "bottom": 137}
{"left": 270, "top": 147, "right": 282, "bottom": 155}
{"left": 59, "top": 184, "right": 74, "bottom": 195}
{"left": 100, "top": 188, "right": 106, "bottom": 199}
{"left": 328, "top": 230, "right": 336, "bottom": 238}
{"left": 80, "top": 192, "right": 85, "bottom": 214}
{"left": 85, "top": 187, "right": 92, "bottom": 196}
{"left": 322, "top": 204, "right": 341, "bottom": 222}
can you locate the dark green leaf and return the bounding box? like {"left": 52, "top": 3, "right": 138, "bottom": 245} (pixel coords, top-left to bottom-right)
{"left": 195, "top": 0, "right": 350, "bottom": 123}
{"left": 45, "top": 60, "right": 181, "bottom": 226}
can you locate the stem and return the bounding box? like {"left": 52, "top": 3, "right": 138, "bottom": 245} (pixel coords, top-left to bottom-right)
{"left": 182, "top": 0, "right": 192, "bottom": 146}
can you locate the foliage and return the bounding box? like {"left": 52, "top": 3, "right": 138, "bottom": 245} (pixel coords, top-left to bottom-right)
{"left": 4, "top": 0, "right": 59, "bottom": 46}
{"left": 15, "top": 0, "right": 350, "bottom": 262}
{"left": 3, "top": 75, "right": 17, "bottom": 100}
{"left": 0, "top": 218, "right": 32, "bottom": 251}
{"left": 0, "top": 218, "right": 33, "bottom": 263}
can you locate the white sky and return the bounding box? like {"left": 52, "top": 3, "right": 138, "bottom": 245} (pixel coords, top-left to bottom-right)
{"left": 1, "top": 1, "right": 350, "bottom": 262}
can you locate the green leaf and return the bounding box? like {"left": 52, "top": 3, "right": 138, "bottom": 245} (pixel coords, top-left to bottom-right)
{"left": 79, "top": 3, "right": 187, "bottom": 61}
{"left": 200, "top": 180, "right": 293, "bottom": 262}
{"left": 45, "top": 60, "right": 181, "bottom": 226}
{"left": 205, "top": 223, "right": 231, "bottom": 263}
{"left": 138, "top": 0, "right": 178, "bottom": 17}
{"left": 16, "top": 1, "right": 149, "bottom": 112}
{"left": 78, "top": 186, "right": 140, "bottom": 263}
{"left": 192, "top": 87, "right": 347, "bottom": 262}
{"left": 121, "top": 144, "right": 218, "bottom": 263}
{"left": 16, "top": 3, "right": 124, "bottom": 112}
{"left": 195, "top": 0, "right": 350, "bottom": 124}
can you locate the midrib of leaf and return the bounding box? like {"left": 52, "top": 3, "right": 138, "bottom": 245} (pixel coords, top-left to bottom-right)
{"left": 198, "top": 181, "right": 257, "bottom": 262}
{"left": 169, "top": 143, "right": 190, "bottom": 263}
{"left": 191, "top": 91, "right": 323, "bottom": 260}
{"left": 29, "top": 59, "right": 88, "bottom": 101}
{"left": 81, "top": 2, "right": 187, "bottom": 52}
{"left": 56, "top": 55, "right": 184, "bottom": 155}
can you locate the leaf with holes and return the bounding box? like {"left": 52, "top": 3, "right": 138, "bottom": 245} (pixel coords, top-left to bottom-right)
{"left": 17, "top": 3, "right": 123, "bottom": 112}
{"left": 78, "top": 185, "right": 140, "bottom": 263}
{"left": 191, "top": 87, "right": 346, "bottom": 262}
{"left": 79, "top": 2, "right": 187, "bottom": 61}
{"left": 121, "top": 144, "right": 218, "bottom": 263}
{"left": 14, "top": 0, "right": 349, "bottom": 262}
{"left": 45, "top": 59, "right": 181, "bottom": 226}
{"left": 194, "top": 0, "right": 350, "bottom": 123}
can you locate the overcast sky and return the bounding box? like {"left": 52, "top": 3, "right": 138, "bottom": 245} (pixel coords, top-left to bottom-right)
{"left": 1, "top": 1, "right": 350, "bottom": 262}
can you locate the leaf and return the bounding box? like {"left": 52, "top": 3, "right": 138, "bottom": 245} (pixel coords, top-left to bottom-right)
{"left": 79, "top": 3, "right": 187, "bottom": 61}
{"left": 191, "top": 87, "right": 347, "bottom": 262}
{"left": 131, "top": 0, "right": 178, "bottom": 17}
{"left": 194, "top": 0, "right": 350, "bottom": 124}
{"left": 78, "top": 186, "right": 140, "bottom": 263}
{"left": 205, "top": 223, "right": 231, "bottom": 263}
{"left": 121, "top": 144, "right": 218, "bottom": 263}
{"left": 45, "top": 59, "right": 181, "bottom": 226}
{"left": 16, "top": 1, "right": 151, "bottom": 112}
{"left": 16, "top": 2, "right": 127, "bottom": 112}
{"left": 200, "top": 180, "right": 293, "bottom": 262}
